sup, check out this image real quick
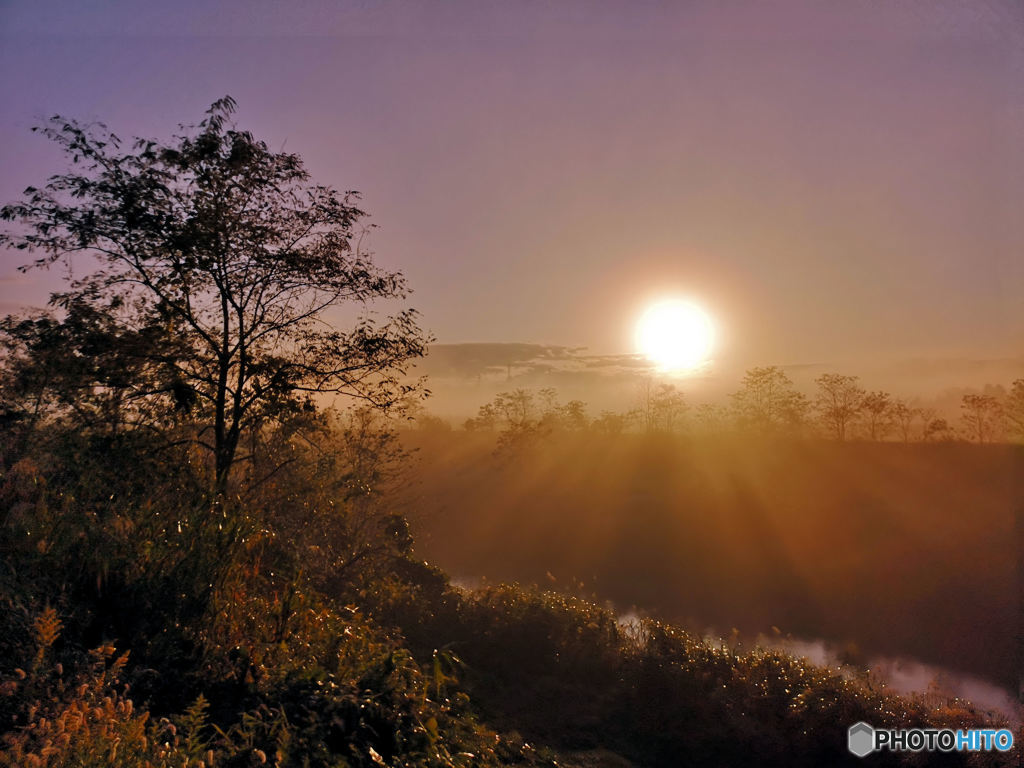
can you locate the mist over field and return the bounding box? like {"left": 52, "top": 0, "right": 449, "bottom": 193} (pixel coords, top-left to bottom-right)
{"left": 400, "top": 430, "right": 1020, "bottom": 697}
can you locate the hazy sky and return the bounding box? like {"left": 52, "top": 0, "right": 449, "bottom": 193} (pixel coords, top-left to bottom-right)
{"left": 1, "top": 0, "right": 1022, "bottom": 377}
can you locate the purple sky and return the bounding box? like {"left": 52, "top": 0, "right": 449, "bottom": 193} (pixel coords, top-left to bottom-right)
{"left": 1, "top": 1, "right": 1022, "bottom": 381}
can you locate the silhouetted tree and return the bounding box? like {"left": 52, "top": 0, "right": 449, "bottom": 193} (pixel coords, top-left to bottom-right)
{"left": 859, "top": 391, "right": 894, "bottom": 441}
{"left": 0, "top": 295, "right": 193, "bottom": 451}
{"left": 636, "top": 377, "right": 657, "bottom": 432}
{"left": 465, "top": 401, "right": 500, "bottom": 431}
{"left": 651, "top": 383, "right": 687, "bottom": 433}
{"left": 562, "top": 399, "right": 589, "bottom": 431}
{"left": 493, "top": 389, "right": 535, "bottom": 431}
{"left": 960, "top": 393, "right": 1003, "bottom": 444}
{"left": 891, "top": 399, "right": 919, "bottom": 443}
{"left": 0, "top": 97, "right": 428, "bottom": 494}
{"left": 730, "top": 366, "right": 808, "bottom": 435}
{"left": 537, "top": 387, "right": 567, "bottom": 431}
{"left": 414, "top": 412, "right": 452, "bottom": 432}
{"left": 693, "top": 402, "right": 728, "bottom": 435}
{"left": 1005, "top": 379, "right": 1024, "bottom": 442}
{"left": 813, "top": 373, "right": 864, "bottom": 441}
{"left": 923, "top": 416, "right": 953, "bottom": 442}
{"left": 592, "top": 410, "right": 629, "bottom": 435}
{"left": 538, "top": 387, "right": 559, "bottom": 418}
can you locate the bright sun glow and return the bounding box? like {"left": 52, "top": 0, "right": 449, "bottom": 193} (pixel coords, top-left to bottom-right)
{"left": 635, "top": 299, "right": 715, "bottom": 372}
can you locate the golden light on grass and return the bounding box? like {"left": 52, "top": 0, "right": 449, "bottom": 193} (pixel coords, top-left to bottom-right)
{"left": 635, "top": 298, "right": 715, "bottom": 372}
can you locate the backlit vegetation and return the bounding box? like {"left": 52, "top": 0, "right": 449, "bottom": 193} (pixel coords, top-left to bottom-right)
{"left": 1, "top": 101, "right": 1018, "bottom": 767}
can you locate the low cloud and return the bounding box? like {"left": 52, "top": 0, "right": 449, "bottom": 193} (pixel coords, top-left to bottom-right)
{"left": 413, "top": 342, "right": 653, "bottom": 382}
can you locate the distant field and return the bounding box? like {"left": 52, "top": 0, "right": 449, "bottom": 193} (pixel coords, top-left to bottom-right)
{"left": 399, "top": 431, "right": 1022, "bottom": 694}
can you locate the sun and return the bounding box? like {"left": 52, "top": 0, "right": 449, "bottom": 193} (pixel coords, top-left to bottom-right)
{"left": 635, "top": 299, "right": 715, "bottom": 372}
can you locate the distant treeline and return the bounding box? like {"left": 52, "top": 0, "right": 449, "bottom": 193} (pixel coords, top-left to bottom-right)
{"left": 425, "top": 367, "right": 1024, "bottom": 444}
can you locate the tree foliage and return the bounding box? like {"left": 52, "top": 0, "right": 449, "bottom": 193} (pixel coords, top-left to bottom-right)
{"left": 859, "top": 390, "right": 894, "bottom": 441}
{"left": 0, "top": 96, "right": 429, "bottom": 493}
{"left": 813, "top": 373, "right": 864, "bottom": 441}
{"left": 891, "top": 399, "right": 919, "bottom": 443}
{"left": 730, "top": 366, "right": 808, "bottom": 435}
{"left": 1003, "top": 379, "right": 1024, "bottom": 442}
{"left": 960, "top": 393, "right": 1003, "bottom": 444}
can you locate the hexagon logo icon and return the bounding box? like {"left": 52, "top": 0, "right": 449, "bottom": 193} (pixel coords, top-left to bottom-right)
{"left": 848, "top": 722, "right": 875, "bottom": 758}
